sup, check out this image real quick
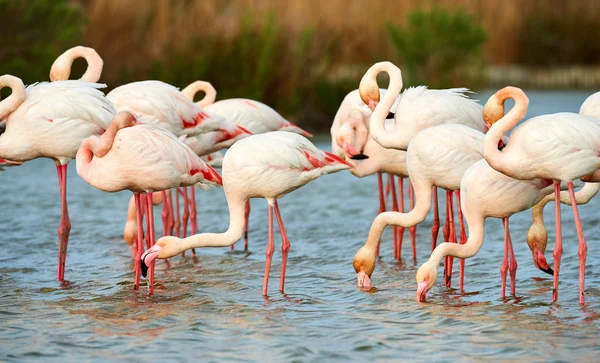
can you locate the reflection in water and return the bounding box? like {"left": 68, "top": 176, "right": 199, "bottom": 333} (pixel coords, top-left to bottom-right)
{"left": 1, "top": 91, "right": 599, "bottom": 360}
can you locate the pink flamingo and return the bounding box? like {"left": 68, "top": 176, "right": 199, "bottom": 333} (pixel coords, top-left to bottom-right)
{"left": 330, "top": 89, "right": 416, "bottom": 261}
{"left": 140, "top": 131, "right": 352, "bottom": 295}
{"left": 76, "top": 112, "right": 222, "bottom": 294}
{"left": 357, "top": 61, "right": 489, "bottom": 254}
{"left": 182, "top": 81, "right": 312, "bottom": 251}
{"left": 353, "top": 124, "right": 486, "bottom": 291}
{"left": 415, "top": 159, "right": 598, "bottom": 302}
{"left": 482, "top": 86, "right": 600, "bottom": 304}
{"left": 0, "top": 55, "right": 115, "bottom": 281}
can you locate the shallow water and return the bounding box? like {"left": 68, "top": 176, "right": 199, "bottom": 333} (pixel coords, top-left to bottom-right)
{"left": 1, "top": 90, "right": 599, "bottom": 362}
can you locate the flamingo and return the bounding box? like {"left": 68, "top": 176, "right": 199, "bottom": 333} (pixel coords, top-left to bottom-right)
{"left": 330, "top": 89, "right": 415, "bottom": 261}
{"left": 579, "top": 91, "right": 600, "bottom": 119}
{"left": 357, "top": 61, "right": 489, "bottom": 253}
{"left": 353, "top": 124, "right": 487, "bottom": 291}
{"left": 182, "top": 81, "right": 312, "bottom": 252}
{"left": 482, "top": 86, "right": 600, "bottom": 304}
{"left": 415, "top": 159, "right": 599, "bottom": 302}
{"left": 0, "top": 62, "right": 115, "bottom": 281}
{"left": 76, "top": 112, "right": 223, "bottom": 294}
{"left": 140, "top": 131, "right": 352, "bottom": 295}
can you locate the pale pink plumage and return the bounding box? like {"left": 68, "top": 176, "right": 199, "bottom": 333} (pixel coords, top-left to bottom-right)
{"left": 140, "top": 131, "right": 351, "bottom": 296}
{"left": 483, "top": 86, "right": 600, "bottom": 305}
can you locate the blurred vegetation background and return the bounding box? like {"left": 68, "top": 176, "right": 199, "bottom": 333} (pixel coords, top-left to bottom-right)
{"left": 1, "top": 0, "right": 599, "bottom": 132}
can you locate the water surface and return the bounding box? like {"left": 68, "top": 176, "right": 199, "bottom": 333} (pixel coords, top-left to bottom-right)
{"left": 1, "top": 90, "right": 599, "bottom": 361}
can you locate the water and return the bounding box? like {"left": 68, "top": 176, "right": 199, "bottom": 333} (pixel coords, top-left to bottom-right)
{"left": 1, "top": 90, "right": 599, "bottom": 362}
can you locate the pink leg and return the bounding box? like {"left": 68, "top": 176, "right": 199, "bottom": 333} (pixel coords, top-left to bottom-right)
{"left": 175, "top": 187, "right": 181, "bottom": 238}
{"left": 146, "top": 193, "right": 156, "bottom": 295}
{"left": 396, "top": 177, "right": 406, "bottom": 261}
{"left": 552, "top": 182, "right": 562, "bottom": 302}
{"left": 273, "top": 201, "right": 291, "bottom": 292}
{"left": 432, "top": 187, "right": 440, "bottom": 251}
{"left": 443, "top": 192, "right": 450, "bottom": 280}
{"left": 568, "top": 181, "right": 587, "bottom": 305}
{"left": 506, "top": 219, "right": 517, "bottom": 296}
{"left": 409, "top": 181, "right": 417, "bottom": 263}
{"left": 262, "top": 203, "right": 275, "bottom": 296}
{"left": 445, "top": 191, "right": 456, "bottom": 288}
{"left": 500, "top": 217, "right": 509, "bottom": 299}
{"left": 456, "top": 190, "right": 467, "bottom": 291}
{"left": 244, "top": 201, "right": 251, "bottom": 251}
{"left": 134, "top": 193, "right": 145, "bottom": 290}
{"left": 389, "top": 175, "right": 399, "bottom": 260}
{"left": 376, "top": 173, "right": 387, "bottom": 257}
{"left": 179, "top": 187, "right": 189, "bottom": 256}
{"left": 189, "top": 186, "right": 197, "bottom": 256}
{"left": 167, "top": 190, "right": 174, "bottom": 235}
{"left": 56, "top": 165, "right": 71, "bottom": 281}
{"left": 161, "top": 191, "right": 169, "bottom": 237}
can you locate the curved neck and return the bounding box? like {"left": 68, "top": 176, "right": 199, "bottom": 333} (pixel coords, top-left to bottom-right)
{"left": 181, "top": 81, "right": 217, "bottom": 108}
{"left": 364, "top": 181, "right": 432, "bottom": 250}
{"left": 428, "top": 209, "right": 485, "bottom": 266}
{"left": 75, "top": 137, "right": 96, "bottom": 180}
{"left": 365, "top": 63, "right": 403, "bottom": 149}
{"left": 0, "top": 75, "right": 26, "bottom": 120}
{"left": 50, "top": 46, "right": 104, "bottom": 82}
{"left": 175, "top": 196, "right": 246, "bottom": 252}
{"left": 483, "top": 87, "right": 529, "bottom": 175}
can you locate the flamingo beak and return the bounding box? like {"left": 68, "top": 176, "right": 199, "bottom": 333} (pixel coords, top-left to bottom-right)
{"left": 367, "top": 100, "right": 378, "bottom": 112}
{"left": 416, "top": 281, "right": 429, "bottom": 302}
{"left": 342, "top": 142, "right": 369, "bottom": 160}
{"left": 532, "top": 247, "right": 554, "bottom": 276}
{"left": 140, "top": 244, "right": 162, "bottom": 278}
{"left": 357, "top": 270, "right": 372, "bottom": 290}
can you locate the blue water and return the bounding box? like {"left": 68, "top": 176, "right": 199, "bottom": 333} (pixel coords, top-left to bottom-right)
{"left": 1, "top": 90, "right": 599, "bottom": 362}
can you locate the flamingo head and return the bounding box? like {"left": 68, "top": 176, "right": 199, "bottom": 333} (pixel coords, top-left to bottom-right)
{"left": 352, "top": 245, "right": 377, "bottom": 290}
{"left": 482, "top": 95, "right": 505, "bottom": 130}
{"left": 337, "top": 112, "right": 370, "bottom": 160}
{"left": 140, "top": 236, "right": 180, "bottom": 277}
{"left": 359, "top": 80, "right": 380, "bottom": 112}
{"left": 526, "top": 219, "right": 554, "bottom": 275}
{"left": 415, "top": 261, "right": 438, "bottom": 302}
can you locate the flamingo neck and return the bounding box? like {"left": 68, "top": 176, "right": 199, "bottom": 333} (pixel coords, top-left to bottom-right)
{"left": 0, "top": 75, "right": 26, "bottom": 120}
{"left": 483, "top": 87, "right": 529, "bottom": 176}
{"left": 181, "top": 81, "right": 217, "bottom": 108}
{"left": 75, "top": 137, "right": 97, "bottom": 181}
{"left": 175, "top": 196, "right": 246, "bottom": 252}
{"left": 365, "top": 63, "right": 403, "bottom": 149}
{"left": 428, "top": 210, "right": 485, "bottom": 265}
{"left": 50, "top": 46, "right": 103, "bottom": 82}
{"left": 364, "top": 181, "right": 433, "bottom": 250}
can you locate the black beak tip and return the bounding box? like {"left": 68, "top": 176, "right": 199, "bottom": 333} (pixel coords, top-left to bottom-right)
{"left": 140, "top": 258, "right": 148, "bottom": 278}
{"left": 540, "top": 266, "right": 554, "bottom": 276}
{"left": 350, "top": 153, "right": 369, "bottom": 160}
{"left": 386, "top": 111, "right": 395, "bottom": 119}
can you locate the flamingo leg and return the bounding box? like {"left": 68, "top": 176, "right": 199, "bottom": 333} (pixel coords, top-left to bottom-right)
{"left": 145, "top": 193, "right": 156, "bottom": 295}
{"left": 456, "top": 190, "right": 467, "bottom": 291}
{"left": 167, "top": 190, "right": 174, "bottom": 235}
{"left": 134, "top": 193, "right": 145, "bottom": 290}
{"left": 180, "top": 188, "right": 190, "bottom": 257}
{"left": 55, "top": 165, "right": 71, "bottom": 281}
{"left": 189, "top": 186, "right": 197, "bottom": 256}
{"left": 244, "top": 201, "right": 251, "bottom": 251}
{"left": 445, "top": 191, "right": 456, "bottom": 288}
{"left": 389, "top": 175, "right": 399, "bottom": 260}
{"left": 432, "top": 186, "right": 440, "bottom": 251}
{"left": 376, "top": 173, "right": 386, "bottom": 257}
{"left": 506, "top": 219, "right": 517, "bottom": 296}
{"left": 161, "top": 191, "right": 169, "bottom": 237}
{"left": 396, "top": 177, "right": 406, "bottom": 261}
{"left": 568, "top": 181, "right": 587, "bottom": 305}
{"left": 552, "top": 181, "right": 562, "bottom": 302}
{"left": 174, "top": 187, "right": 181, "bottom": 239}
{"left": 501, "top": 217, "right": 509, "bottom": 299}
{"left": 409, "top": 181, "right": 417, "bottom": 263}
{"left": 262, "top": 203, "right": 275, "bottom": 296}
{"left": 273, "top": 201, "right": 291, "bottom": 292}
